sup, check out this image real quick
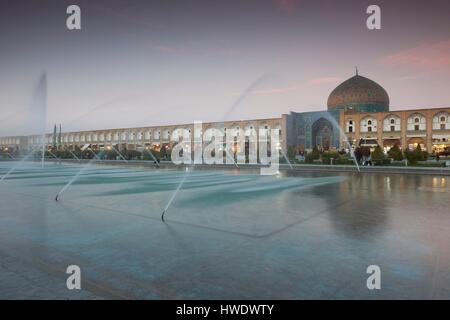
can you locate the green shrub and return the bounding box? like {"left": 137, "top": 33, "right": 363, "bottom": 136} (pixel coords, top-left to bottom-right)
{"left": 405, "top": 145, "right": 427, "bottom": 164}
{"left": 287, "top": 146, "right": 297, "bottom": 160}
{"left": 387, "top": 144, "right": 403, "bottom": 161}
{"left": 310, "top": 146, "right": 320, "bottom": 160}
{"left": 305, "top": 153, "right": 315, "bottom": 164}
{"left": 334, "top": 158, "right": 355, "bottom": 165}
{"left": 371, "top": 145, "right": 385, "bottom": 161}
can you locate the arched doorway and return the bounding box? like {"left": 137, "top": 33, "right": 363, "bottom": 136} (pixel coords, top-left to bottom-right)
{"left": 312, "top": 118, "right": 334, "bottom": 151}
{"left": 383, "top": 139, "right": 401, "bottom": 152}
{"left": 407, "top": 137, "right": 426, "bottom": 151}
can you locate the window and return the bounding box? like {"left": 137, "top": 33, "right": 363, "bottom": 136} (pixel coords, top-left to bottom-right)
{"left": 390, "top": 119, "right": 395, "bottom": 124}
{"left": 349, "top": 126, "right": 353, "bottom": 133}
{"left": 368, "top": 120, "right": 372, "bottom": 125}
{"left": 415, "top": 118, "right": 420, "bottom": 123}
{"left": 441, "top": 116, "right": 446, "bottom": 122}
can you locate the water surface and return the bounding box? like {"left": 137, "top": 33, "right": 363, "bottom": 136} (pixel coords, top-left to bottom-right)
{"left": 0, "top": 161, "right": 449, "bottom": 299}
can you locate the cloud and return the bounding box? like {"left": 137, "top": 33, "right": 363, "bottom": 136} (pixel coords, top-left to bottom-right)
{"left": 397, "top": 72, "right": 431, "bottom": 81}
{"left": 309, "top": 77, "right": 342, "bottom": 85}
{"left": 380, "top": 40, "right": 450, "bottom": 71}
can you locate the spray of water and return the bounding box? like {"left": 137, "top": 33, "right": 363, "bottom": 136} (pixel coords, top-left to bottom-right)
{"left": 47, "top": 150, "right": 60, "bottom": 160}
{"left": 55, "top": 150, "right": 105, "bottom": 201}
{"left": 33, "top": 73, "right": 48, "bottom": 168}
{"left": 279, "top": 148, "right": 293, "bottom": 169}
{"left": 225, "top": 149, "right": 239, "bottom": 168}
{"left": 161, "top": 166, "right": 192, "bottom": 222}
{"left": 159, "top": 75, "right": 270, "bottom": 221}
{"left": 324, "top": 112, "right": 360, "bottom": 172}
{"left": 67, "top": 149, "right": 81, "bottom": 161}
{"left": 88, "top": 148, "right": 101, "bottom": 160}
{"left": 111, "top": 145, "right": 128, "bottom": 162}
{"left": 143, "top": 148, "right": 159, "bottom": 166}
{"left": 5, "top": 152, "right": 15, "bottom": 160}
{"left": 0, "top": 147, "right": 39, "bottom": 182}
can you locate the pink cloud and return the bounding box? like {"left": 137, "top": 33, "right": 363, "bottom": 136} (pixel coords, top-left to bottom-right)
{"left": 397, "top": 72, "right": 431, "bottom": 81}
{"left": 380, "top": 40, "right": 450, "bottom": 70}
{"left": 309, "top": 77, "right": 342, "bottom": 85}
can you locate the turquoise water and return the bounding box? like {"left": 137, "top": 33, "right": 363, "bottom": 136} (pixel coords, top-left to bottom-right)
{"left": 0, "top": 161, "right": 449, "bottom": 299}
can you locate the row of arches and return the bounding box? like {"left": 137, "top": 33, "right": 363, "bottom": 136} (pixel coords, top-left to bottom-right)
{"left": 346, "top": 112, "right": 450, "bottom": 133}
{"left": 28, "top": 122, "right": 282, "bottom": 146}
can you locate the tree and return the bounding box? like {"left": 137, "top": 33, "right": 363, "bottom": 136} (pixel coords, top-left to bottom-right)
{"left": 52, "top": 124, "right": 57, "bottom": 148}
{"left": 361, "top": 146, "right": 371, "bottom": 158}
{"left": 311, "top": 146, "right": 320, "bottom": 160}
{"left": 387, "top": 144, "right": 403, "bottom": 161}
{"left": 404, "top": 145, "right": 426, "bottom": 164}
{"left": 287, "top": 146, "right": 297, "bottom": 160}
{"left": 413, "top": 144, "right": 426, "bottom": 162}
{"left": 371, "top": 145, "right": 385, "bottom": 160}
{"left": 321, "top": 151, "right": 340, "bottom": 165}
{"left": 354, "top": 147, "right": 363, "bottom": 162}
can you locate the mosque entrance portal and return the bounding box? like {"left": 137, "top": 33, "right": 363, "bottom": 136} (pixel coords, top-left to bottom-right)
{"left": 312, "top": 118, "right": 334, "bottom": 151}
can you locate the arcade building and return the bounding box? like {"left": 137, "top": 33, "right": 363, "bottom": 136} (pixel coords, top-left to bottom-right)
{"left": 1, "top": 71, "right": 450, "bottom": 157}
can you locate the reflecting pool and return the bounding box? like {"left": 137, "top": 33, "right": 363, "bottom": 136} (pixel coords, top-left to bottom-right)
{"left": 0, "top": 162, "right": 449, "bottom": 299}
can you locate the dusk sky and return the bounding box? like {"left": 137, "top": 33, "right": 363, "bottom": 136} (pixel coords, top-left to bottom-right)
{"left": 1, "top": 0, "right": 450, "bottom": 135}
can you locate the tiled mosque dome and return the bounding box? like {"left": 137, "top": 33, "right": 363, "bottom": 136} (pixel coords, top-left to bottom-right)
{"left": 327, "top": 72, "right": 390, "bottom": 112}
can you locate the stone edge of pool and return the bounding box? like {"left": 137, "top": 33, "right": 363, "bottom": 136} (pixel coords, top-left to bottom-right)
{"left": 2, "top": 159, "right": 449, "bottom": 176}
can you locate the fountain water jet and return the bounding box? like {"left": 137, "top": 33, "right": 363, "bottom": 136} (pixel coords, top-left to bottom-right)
{"left": 55, "top": 150, "right": 105, "bottom": 201}
{"left": 279, "top": 148, "right": 293, "bottom": 170}
{"left": 143, "top": 148, "right": 159, "bottom": 166}
{"left": 5, "top": 152, "right": 15, "bottom": 160}
{"left": 161, "top": 166, "right": 192, "bottom": 222}
{"left": 67, "top": 149, "right": 81, "bottom": 161}
{"left": 159, "top": 75, "right": 270, "bottom": 222}
{"left": 161, "top": 74, "right": 268, "bottom": 222}
{"left": 324, "top": 112, "right": 360, "bottom": 172}
{"left": 32, "top": 73, "right": 48, "bottom": 168}
{"left": 47, "top": 150, "right": 60, "bottom": 160}
{"left": 0, "top": 147, "right": 39, "bottom": 182}
{"left": 110, "top": 145, "right": 128, "bottom": 162}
